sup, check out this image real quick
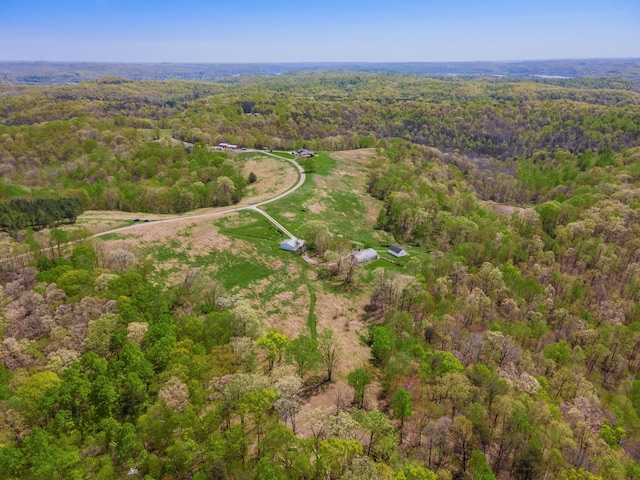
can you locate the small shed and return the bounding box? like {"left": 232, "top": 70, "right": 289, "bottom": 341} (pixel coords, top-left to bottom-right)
{"left": 280, "top": 238, "right": 305, "bottom": 252}
{"left": 353, "top": 248, "right": 378, "bottom": 264}
{"left": 388, "top": 245, "right": 407, "bottom": 257}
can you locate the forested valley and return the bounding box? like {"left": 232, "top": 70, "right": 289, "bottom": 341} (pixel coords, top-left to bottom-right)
{"left": 1, "top": 73, "right": 640, "bottom": 479}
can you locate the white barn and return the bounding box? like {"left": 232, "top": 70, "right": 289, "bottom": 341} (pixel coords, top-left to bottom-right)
{"left": 280, "top": 238, "right": 305, "bottom": 252}
{"left": 388, "top": 245, "right": 408, "bottom": 257}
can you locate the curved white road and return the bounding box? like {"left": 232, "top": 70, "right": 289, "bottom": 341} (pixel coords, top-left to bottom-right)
{"left": 95, "top": 150, "right": 305, "bottom": 240}
{"left": 0, "top": 152, "right": 308, "bottom": 269}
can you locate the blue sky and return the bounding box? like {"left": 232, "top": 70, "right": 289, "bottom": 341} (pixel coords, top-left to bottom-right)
{"left": 1, "top": 0, "right": 639, "bottom": 62}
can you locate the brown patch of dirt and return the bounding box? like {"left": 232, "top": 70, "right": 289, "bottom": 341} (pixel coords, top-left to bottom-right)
{"left": 180, "top": 222, "right": 235, "bottom": 258}
{"left": 78, "top": 210, "right": 173, "bottom": 234}
{"left": 271, "top": 259, "right": 284, "bottom": 270}
{"left": 112, "top": 218, "right": 203, "bottom": 246}
{"left": 248, "top": 277, "right": 274, "bottom": 299}
{"left": 303, "top": 382, "right": 355, "bottom": 414}
{"left": 361, "top": 193, "right": 383, "bottom": 230}
{"left": 79, "top": 208, "right": 226, "bottom": 235}
{"left": 164, "top": 262, "right": 192, "bottom": 286}
{"left": 80, "top": 211, "right": 148, "bottom": 221}
{"left": 287, "top": 263, "right": 300, "bottom": 280}
{"left": 274, "top": 291, "right": 294, "bottom": 303}
{"left": 314, "top": 176, "right": 327, "bottom": 188}
{"left": 78, "top": 218, "right": 131, "bottom": 234}
{"left": 95, "top": 216, "right": 255, "bottom": 287}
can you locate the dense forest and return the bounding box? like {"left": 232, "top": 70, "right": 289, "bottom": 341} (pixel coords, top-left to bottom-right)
{"left": 1, "top": 74, "right": 639, "bottom": 210}
{"left": 1, "top": 72, "right": 640, "bottom": 479}
{"left": 0, "top": 197, "right": 82, "bottom": 231}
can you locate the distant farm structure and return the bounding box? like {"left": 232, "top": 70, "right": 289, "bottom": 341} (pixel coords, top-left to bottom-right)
{"left": 297, "top": 149, "right": 315, "bottom": 158}
{"left": 218, "top": 142, "right": 243, "bottom": 151}
{"left": 388, "top": 245, "right": 407, "bottom": 257}
{"left": 353, "top": 248, "right": 378, "bottom": 264}
{"left": 280, "top": 238, "right": 305, "bottom": 252}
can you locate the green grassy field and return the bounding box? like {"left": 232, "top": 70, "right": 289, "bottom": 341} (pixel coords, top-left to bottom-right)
{"left": 96, "top": 232, "right": 128, "bottom": 241}
{"left": 268, "top": 151, "right": 296, "bottom": 159}
{"left": 216, "top": 210, "right": 285, "bottom": 242}
{"left": 261, "top": 151, "right": 390, "bottom": 245}
{"left": 194, "top": 249, "right": 276, "bottom": 290}
{"left": 363, "top": 258, "right": 405, "bottom": 274}
{"left": 141, "top": 223, "right": 300, "bottom": 293}
{"left": 190, "top": 233, "right": 312, "bottom": 328}
{"left": 304, "top": 152, "right": 336, "bottom": 175}
{"left": 153, "top": 240, "right": 190, "bottom": 263}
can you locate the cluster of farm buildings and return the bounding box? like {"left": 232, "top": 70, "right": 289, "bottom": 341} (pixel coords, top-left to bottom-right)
{"left": 351, "top": 245, "right": 408, "bottom": 263}
{"left": 215, "top": 143, "right": 245, "bottom": 151}
{"left": 214, "top": 143, "right": 315, "bottom": 159}
{"left": 279, "top": 239, "right": 407, "bottom": 264}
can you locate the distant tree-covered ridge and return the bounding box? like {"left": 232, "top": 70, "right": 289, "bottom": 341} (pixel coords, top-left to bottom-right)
{"left": 2, "top": 59, "right": 640, "bottom": 83}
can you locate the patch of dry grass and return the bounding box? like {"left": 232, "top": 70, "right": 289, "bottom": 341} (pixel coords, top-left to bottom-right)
{"left": 331, "top": 148, "right": 378, "bottom": 166}
{"left": 314, "top": 286, "right": 371, "bottom": 375}
{"left": 240, "top": 155, "right": 298, "bottom": 205}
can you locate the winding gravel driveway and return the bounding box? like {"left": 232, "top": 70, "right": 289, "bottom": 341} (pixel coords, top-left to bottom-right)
{"left": 95, "top": 151, "right": 305, "bottom": 240}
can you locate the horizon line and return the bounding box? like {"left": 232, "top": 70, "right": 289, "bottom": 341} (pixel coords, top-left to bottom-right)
{"left": 2, "top": 57, "right": 640, "bottom": 65}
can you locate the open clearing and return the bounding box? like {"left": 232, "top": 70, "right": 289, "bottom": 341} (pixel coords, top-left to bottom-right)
{"left": 488, "top": 202, "right": 525, "bottom": 216}
{"left": 331, "top": 148, "right": 378, "bottom": 165}
{"left": 239, "top": 153, "right": 298, "bottom": 205}
{"left": 87, "top": 148, "right": 387, "bottom": 325}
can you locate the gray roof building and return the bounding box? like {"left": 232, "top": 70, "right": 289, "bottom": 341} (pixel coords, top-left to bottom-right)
{"left": 388, "top": 245, "right": 408, "bottom": 257}
{"left": 353, "top": 248, "right": 378, "bottom": 264}
{"left": 280, "top": 238, "right": 305, "bottom": 252}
